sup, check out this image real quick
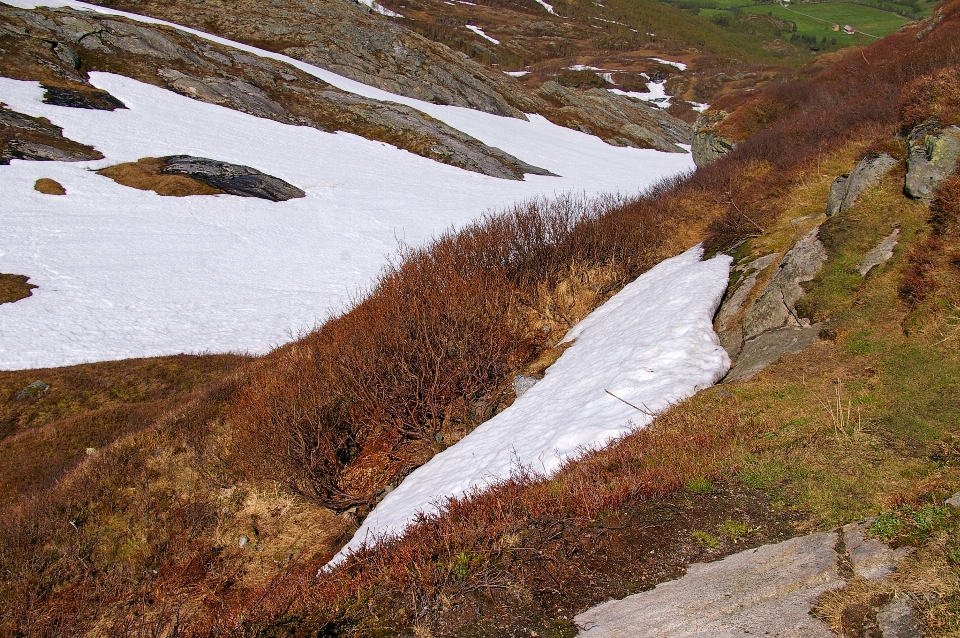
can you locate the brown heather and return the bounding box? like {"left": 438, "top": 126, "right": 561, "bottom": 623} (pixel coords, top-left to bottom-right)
{"left": 3, "top": 1, "right": 960, "bottom": 633}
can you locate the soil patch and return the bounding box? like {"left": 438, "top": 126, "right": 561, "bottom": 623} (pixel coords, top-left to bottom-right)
{"left": 0, "top": 274, "right": 37, "bottom": 304}
{"left": 34, "top": 177, "right": 65, "bottom": 195}
{"left": 429, "top": 485, "right": 802, "bottom": 637}
{"left": 97, "top": 157, "right": 224, "bottom": 197}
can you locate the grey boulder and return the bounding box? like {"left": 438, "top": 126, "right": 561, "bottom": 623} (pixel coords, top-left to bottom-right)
{"left": 163, "top": 155, "right": 306, "bottom": 201}
{"left": 905, "top": 122, "right": 960, "bottom": 203}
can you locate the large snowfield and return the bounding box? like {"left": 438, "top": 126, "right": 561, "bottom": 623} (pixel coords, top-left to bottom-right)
{"left": 0, "top": 0, "right": 696, "bottom": 370}
{"left": 330, "top": 246, "right": 732, "bottom": 566}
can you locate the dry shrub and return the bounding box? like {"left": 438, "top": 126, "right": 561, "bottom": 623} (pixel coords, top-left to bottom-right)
{"left": 900, "top": 65, "right": 960, "bottom": 130}
{"left": 226, "top": 398, "right": 749, "bottom": 633}
{"left": 231, "top": 193, "right": 670, "bottom": 511}
{"left": 34, "top": 177, "right": 65, "bottom": 195}
{"left": 97, "top": 157, "right": 223, "bottom": 196}
{"left": 900, "top": 175, "right": 960, "bottom": 306}
{"left": 704, "top": 0, "right": 960, "bottom": 251}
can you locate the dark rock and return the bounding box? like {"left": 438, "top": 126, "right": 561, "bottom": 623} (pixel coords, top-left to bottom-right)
{"left": 715, "top": 253, "right": 778, "bottom": 360}
{"left": 691, "top": 110, "right": 734, "bottom": 167}
{"left": 537, "top": 81, "right": 690, "bottom": 152}
{"left": 724, "top": 324, "right": 822, "bottom": 383}
{"left": 1, "top": 105, "right": 104, "bottom": 163}
{"left": 42, "top": 84, "right": 127, "bottom": 110}
{"left": 905, "top": 122, "right": 960, "bottom": 203}
{"left": 826, "top": 175, "right": 848, "bottom": 217}
{"left": 17, "top": 380, "right": 51, "bottom": 398}
{"left": 162, "top": 155, "right": 306, "bottom": 201}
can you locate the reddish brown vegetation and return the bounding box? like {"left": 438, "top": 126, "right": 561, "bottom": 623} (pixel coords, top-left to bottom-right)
{"left": 232, "top": 193, "right": 675, "bottom": 511}
{"left": 5, "top": 1, "right": 960, "bottom": 633}
{"left": 901, "top": 174, "right": 960, "bottom": 305}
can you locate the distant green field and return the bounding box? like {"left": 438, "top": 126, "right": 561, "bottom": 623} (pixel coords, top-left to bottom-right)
{"left": 758, "top": 3, "right": 910, "bottom": 39}
{"left": 669, "top": 0, "right": 939, "bottom": 44}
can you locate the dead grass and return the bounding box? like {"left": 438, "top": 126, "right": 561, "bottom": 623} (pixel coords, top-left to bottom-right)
{"left": 97, "top": 157, "right": 224, "bottom": 196}
{"left": 0, "top": 273, "right": 37, "bottom": 304}
{"left": 34, "top": 177, "right": 65, "bottom": 195}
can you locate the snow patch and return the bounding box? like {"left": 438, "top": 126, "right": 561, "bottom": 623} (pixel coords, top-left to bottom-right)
{"left": 0, "top": 0, "right": 695, "bottom": 369}
{"left": 328, "top": 245, "right": 732, "bottom": 566}
{"left": 609, "top": 79, "right": 671, "bottom": 109}
{"left": 568, "top": 64, "right": 602, "bottom": 71}
{"left": 504, "top": 70, "right": 530, "bottom": 77}
{"left": 650, "top": 57, "right": 687, "bottom": 70}
{"left": 465, "top": 24, "right": 499, "bottom": 44}
{"left": 534, "top": 0, "right": 557, "bottom": 15}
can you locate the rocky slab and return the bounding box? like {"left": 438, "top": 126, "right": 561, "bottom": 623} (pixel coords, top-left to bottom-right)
{"left": 575, "top": 531, "right": 844, "bottom": 637}
{"left": 905, "top": 122, "right": 960, "bottom": 203}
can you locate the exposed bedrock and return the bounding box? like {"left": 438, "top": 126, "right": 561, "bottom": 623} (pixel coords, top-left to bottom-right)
{"left": 691, "top": 110, "right": 734, "bottom": 167}
{"left": 0, "top": 104, "right": 104, "bottom": 164}
{"left": 718, "top": 230, "right": 828, "bottom": 383}
{"left": 79, "top": 0, "right": 693, "bottom": 152}
{"left": 0, "top": 4, "right": 552, "bottom": 179}
{"left": 826, "top": 152, "right": 898, "bottom": 216}
{"left": 536, "top": 81, "right": 691, "bottom": 152}
{"left": 163, "top": 155, "right": 305, "bottom": 201}
{"left": 905, "top": 121, "right": 960, "bottom": 203}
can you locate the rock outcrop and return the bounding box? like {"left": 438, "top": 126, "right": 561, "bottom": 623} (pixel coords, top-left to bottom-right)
{"left": 857, "top": 227, "right": 900, "bottom": 276}
{"left": 575, "top": 532, "right": 845, "bottom": 637}
{"left": 0, "top": 104, "right": 104, "bottom": 164}
{"left": 719, "top": 229, "right": 827, "bottom": 382}
{"left": 162, "top": 155, "right": 305, "bottom": 201}
{"left": 827, "top": 153, "right": 899, "bottom": 216}
{"left": 82, "top": 0, "right": 693, "bottom": 153}
{"left": 0, "top": 4, "right": 552, "bottom": 180}
{"left": 575, "top": 518, "right": 920, "bottom": 638}
{"left": 537, "top": 81, "right": 690, "bottom": 152}
{"left": 905, "top": 121, "right": 960, "bottom": 203}
{"left": 691, "top": 110, "right": 734, "bottom": 167}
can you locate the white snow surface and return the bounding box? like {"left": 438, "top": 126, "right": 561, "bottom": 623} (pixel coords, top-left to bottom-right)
{"left": 504, "top": 70, "right": 530, "bottom": 77}
{"left": 329, "top": 245, "right": 732, "bottom": 566}
{"left": 465, "top": 24, "right": 499, "bottom": 44}
{"left": 0, "top": 0, "right": 695, "bottom": 369}
{"left": 534, "top": 0, "right": 558, "bottom": 14}
{"left": 355, "top": 0, "right": 403, "bottom": 16}
{"left": 609, "top": 80, "right": 671, "bottom": 109}
{"left": 650, "top": 57, "right": 688, "bottom": 71}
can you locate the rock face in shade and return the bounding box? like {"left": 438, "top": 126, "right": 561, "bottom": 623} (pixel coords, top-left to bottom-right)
{"left": 162, "top": 156, "right": 306, "bottom": 201}
{"left": 42, "top": 84, "right": 127, "bottom": 110}
{"left": 0, "top": 105, "right": 104, "bottom": 164}
{"left": 691, "top": 110, "right": 735, "bottom": 167}
{"left": 905, "top": 122, "right": 960, "bottom": 203}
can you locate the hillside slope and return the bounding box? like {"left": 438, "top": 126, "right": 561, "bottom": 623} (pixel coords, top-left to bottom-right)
{"left": 1, "top": 0, "right": 959, "bottom": 636}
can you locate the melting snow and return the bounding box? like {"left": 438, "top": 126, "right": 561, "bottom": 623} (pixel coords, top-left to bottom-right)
{"left": 329, "top": 245, "right": 732, "bottom": 566}
{"left": 650, "top": 57, "right": 687, "bottom": 70}
{"left": 534, "top": 0, "right": 558, "bottom": 15}
{"left": 609, "top": 79, "right": 671, "bottom": 109}
{"left": 465, "top": 24, "right": 499, "bottom": 44}
{"left": 0, "top": 0, "right": 696, "bottom": 369}
{"left": 504, "top": 70, "right": 530, "bottom": 77}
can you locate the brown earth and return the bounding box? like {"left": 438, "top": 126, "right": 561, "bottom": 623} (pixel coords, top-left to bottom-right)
{"left": 97, "top": 157, "right": 224, "bottom": 196}
{"left": 33, "top": 177, "right": 66, "bottom": 194}
{"left": 0, "top": 273, "right": 37, "bottom": 304}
